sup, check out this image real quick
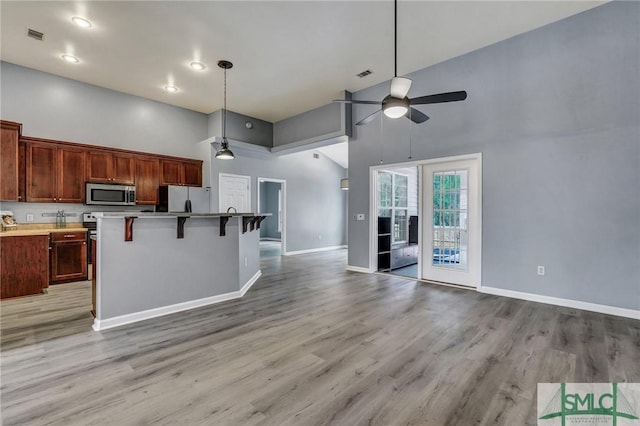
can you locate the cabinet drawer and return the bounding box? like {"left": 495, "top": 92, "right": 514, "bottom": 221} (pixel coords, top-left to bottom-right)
{"left": 51, "top": 231, "right": 86, "bottom": 242}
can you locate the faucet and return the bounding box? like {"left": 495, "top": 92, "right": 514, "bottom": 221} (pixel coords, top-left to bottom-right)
{"left": 226, "top": 207, "right": 237, "bottom": 214}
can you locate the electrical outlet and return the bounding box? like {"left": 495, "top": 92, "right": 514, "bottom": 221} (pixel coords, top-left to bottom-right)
{"left": 26, "top": 214, "right": 34, "bottom": 223}
{"left": 537, "top": 266, "right": 545, "bottom": 276}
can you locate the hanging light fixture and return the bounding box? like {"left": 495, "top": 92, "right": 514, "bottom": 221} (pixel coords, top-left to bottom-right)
{"left": 215, "top": 60, "right": 235, "bottom": 160}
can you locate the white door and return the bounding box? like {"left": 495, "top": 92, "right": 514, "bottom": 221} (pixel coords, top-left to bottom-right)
{"left": 421, "top": 158, "right": 481, "bottom": 287}
{"left": 219, "top": 173, "right": 250, "bottom": 213}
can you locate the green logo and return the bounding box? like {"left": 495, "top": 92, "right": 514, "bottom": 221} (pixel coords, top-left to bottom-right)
{"left": 538, "top": 383, "right": 639, "bottom": 426}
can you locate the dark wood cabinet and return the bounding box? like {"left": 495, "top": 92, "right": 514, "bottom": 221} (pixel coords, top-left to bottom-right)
{"left": 183, "top": 160, "right": 203, "bottom": 186}
{"left": 87, "top": 150, "right": 134, "bottom": 184}
{"left": 135, "top": 156, "right": 159, "bottom": 205}
{"left": 1, "top": 235, "right": 49, "bottom": 299}
{"left": 50, "top": 231, "right": 88, "bottom": 284}
{"left": 25, "top": 141, "right": 85, "bottom": 203}
{"left": 0, "top": 121, "right": 21, "bottom": 201}
{"left": 160, "top": 159, "right": 203, "bottom": 187}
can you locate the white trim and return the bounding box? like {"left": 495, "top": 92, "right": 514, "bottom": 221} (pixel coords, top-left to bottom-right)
{"left": 346, "top": 265, "right": 373, "bottom": 273}
{"left": 257, "top": 177, "right": 287, "bottom": 255}
{"left": 479, "top": 286, "right": 640, "bottom": 320}
{"left": 284, "top": 245, "right": 347, "bottom": 256}
{"left": 219, "top": 172, "right": 251, "bottom": 213}
{"left": 208, "top": 136, "right": 272, "bottom": 154}
{"left": 93, "top": 271, "right": 262, "bottom": 331}
{"left": 260, "top": 237, "right": 282, "bottom": 242}
{"left": 240, "top": 270, "right": 262, "bottom": 297}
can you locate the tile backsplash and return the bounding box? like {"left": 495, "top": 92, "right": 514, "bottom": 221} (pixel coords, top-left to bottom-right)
{"left": 0, "top": 202, "right": 152, "bottom": 224}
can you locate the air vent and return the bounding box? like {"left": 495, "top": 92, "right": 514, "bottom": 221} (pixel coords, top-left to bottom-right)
{"left": 313, "top": 153, "right": 320, "bottom": 159}
{"left": 356, "top": 69, "right": 373, "bottom": 78}
{"left": 27, "top": 28, "right": 44, "bottom": 41}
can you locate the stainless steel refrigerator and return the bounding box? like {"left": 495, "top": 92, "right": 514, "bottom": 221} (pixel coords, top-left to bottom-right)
{"left": 157, "top": 185, "right": 211, "bottom": 213}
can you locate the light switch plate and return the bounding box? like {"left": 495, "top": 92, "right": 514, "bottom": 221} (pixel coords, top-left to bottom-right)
{"left": 356, "top": 214, "right": 365, "bottom": 221}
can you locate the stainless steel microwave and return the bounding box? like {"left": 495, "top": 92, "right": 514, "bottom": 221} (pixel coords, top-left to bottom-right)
{"left": 85, "top": 183, "right": 136, "bottom": 206}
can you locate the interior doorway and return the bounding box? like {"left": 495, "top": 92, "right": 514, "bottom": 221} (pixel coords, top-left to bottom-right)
{"left": 370, "top": 154, "right": 482, "bottom": 288}
{"left": 375, "top": 166, "right": 420, "bottom": 278}
{"left": 257, "top": 177, "right": 286, "bottom": 256}
{"left": 219, "top": 173, "right": 251, "bottom": 213}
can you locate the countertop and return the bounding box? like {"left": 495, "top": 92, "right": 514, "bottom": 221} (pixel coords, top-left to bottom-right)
{"left": 92, "top": 212, "right": 271, "bottom": 218}
{"left": 0, "top": 223, "right": 88, "bottom": 237}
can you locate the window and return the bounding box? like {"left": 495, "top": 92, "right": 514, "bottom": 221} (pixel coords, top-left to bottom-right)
{"left": 378, "top": 171, "right": 409, "bottom": 244}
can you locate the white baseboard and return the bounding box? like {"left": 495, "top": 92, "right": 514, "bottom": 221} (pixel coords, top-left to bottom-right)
{"left": 346, "top": 265, "right": 373, "bottom": 274}
{"left": 479, "top": 286, "right": 640, "bottom": 320}
{"left": 284, "top": 245, "right": 347, "bottom": 256}
{"left": 240, "top": 270, "right": 262, "bottom": 297}
{"left": 260, "top": 238, "right": 281, "bottom": 242}
{"left": 93, "top": 270, "right": 262, "bottom": 331}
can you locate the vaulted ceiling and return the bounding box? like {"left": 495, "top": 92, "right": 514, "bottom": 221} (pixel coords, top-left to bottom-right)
{"left": 1, "top": 1, "right": 605, "bottom": 122}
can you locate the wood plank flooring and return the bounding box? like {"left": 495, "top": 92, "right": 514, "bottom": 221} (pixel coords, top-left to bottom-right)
{"left": 1, "top": 249, "right": 639, "bottom": 425}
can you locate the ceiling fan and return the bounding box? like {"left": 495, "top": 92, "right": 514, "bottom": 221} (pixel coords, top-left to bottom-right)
{"left": 335, "top": 0, "right": 467, "bottom": 126}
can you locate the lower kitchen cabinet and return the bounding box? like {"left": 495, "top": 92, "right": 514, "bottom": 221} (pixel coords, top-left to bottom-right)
{"left": 1, "top": 235, "right": 49, "bottom": 299}
{"left": 50, "top": 231, "right": 88, "bottom": 284}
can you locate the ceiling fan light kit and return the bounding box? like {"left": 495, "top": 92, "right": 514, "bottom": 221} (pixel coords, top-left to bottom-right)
{"left": 334, "top": 0, "right": 467, "bottom": 126}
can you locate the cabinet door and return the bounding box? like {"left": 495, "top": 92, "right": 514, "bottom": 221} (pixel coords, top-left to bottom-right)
{"left": 50, "top": 240, "right": 88, "bottom": 283}
{"left": 26, "top": 143, "right": 57, "bottom": 202}
{"left": 160, "top": 159, "right": 183, "bottom": 185}
{"left": 1, "top": 235, "right": 49, "bottom": 299}
{"left": 183, "top": 161, "right": 202, "bottom": 187}
{"left": 57, "top": 147, "right": 86, "bottom": 203}
{"left": 0, "top": 122, "right": 20, "bottom": 201}
{"left": 112, "top": 153, "right": 135, "bottom": 184}
{"left": 135, "top": 157, "right": 159, "bottom": 205}
{"left": 86, "top": 150, "right": 112, "bottom": 182}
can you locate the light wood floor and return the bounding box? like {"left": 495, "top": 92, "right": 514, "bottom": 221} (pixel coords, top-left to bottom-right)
{"left": 1, "top": 249, "right": 638, "bottom": 425}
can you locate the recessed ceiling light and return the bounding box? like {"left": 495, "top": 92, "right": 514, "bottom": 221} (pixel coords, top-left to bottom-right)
{"left": 164, "top": 85, "right": 178, "bottom": 93}
{"left": 190, "top": 62, "right": 206, "bottom": 71}
{"left": 71, "top": 17, "right": 92, "bottom": 28}
{"left": 61, "top": 54, "right": 79, "bottom": 63}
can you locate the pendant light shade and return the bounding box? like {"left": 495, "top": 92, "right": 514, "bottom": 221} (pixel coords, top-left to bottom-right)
{"left": 215, "top": 60, "right": 235, "bottom": 160}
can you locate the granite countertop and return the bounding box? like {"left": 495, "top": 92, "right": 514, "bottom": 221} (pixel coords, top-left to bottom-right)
{"left": 0, "top": 223, "right": 88, "bottom": 237}
{"left": 92, "top": 212, "right": 271, "bottom": 218}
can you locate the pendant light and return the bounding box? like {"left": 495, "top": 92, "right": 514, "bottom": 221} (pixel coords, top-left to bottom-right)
{"left": 215, "top": 60, "right": 235, "bottom": 160}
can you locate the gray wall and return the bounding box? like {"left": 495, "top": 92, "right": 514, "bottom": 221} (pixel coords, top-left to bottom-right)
{"left": 1, "top": 62, "right": 208, "bottom": 158}
{"left": 259, "top": 181, "right": 282, "bottom": 240}
{"left": 98, "top": 216, "right": 258, "bottom": 320}
{"left": 211, "top": 149, "right": 347, "bottom": 252}
{"left": 273, "top": 102, "right": 345, "bottom": 147}
{"left": 208, "top": 109, "right": 273, "bottom": 147}
{"left": 348, "top": 2, "right": 640, "bottom": 310}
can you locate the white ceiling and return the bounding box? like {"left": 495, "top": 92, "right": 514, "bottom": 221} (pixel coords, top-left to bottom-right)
{"left": 1, "top": 1, "right": 605, "bottom": 123}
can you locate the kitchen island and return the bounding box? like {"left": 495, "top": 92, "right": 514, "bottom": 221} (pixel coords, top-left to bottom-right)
{"left": 92, "top": 212, "right": 268, "bottom": 331}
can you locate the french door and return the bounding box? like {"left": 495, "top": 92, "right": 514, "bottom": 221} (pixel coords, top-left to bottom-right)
{"left": 421, "top": 158, "right": 481, "bottom": 287}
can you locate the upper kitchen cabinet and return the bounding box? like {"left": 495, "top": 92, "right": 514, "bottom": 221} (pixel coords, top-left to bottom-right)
{"left": 0, "top": 121, "right": 21, "bottom": 201}
{"left": 160, "top": 159, "right": 202, "bottom": 187}
{"left": 25, "top": 140, "right": 85, "bottom": 203}
{"left": 87, "top": 150, "right": 134, "bottom": 184}
{"left": 135, "top": 156, "right": 159, "bottom": 205}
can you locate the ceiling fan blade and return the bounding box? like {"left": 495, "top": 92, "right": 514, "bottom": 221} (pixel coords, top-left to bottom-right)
{"left": 406, "top": 108, "right": 430, "bottom": 124}
{"left": 333, "top": 99, "right": 381, "bottom": 105}
{"left": 390, "top": 77, "right": 412, "bottom": 99}
{"left": 410, "top": 91, "right": 467, "bottom": 105}
{"left": 356, "top": 110, "right": 382, "bottom": 126}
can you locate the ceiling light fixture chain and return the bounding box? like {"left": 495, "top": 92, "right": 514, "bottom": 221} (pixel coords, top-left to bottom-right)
{"left": 394, "top": 0, "right": 398, "bottom": 78}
